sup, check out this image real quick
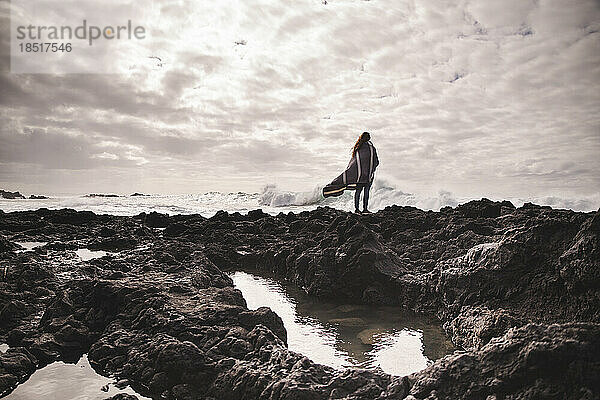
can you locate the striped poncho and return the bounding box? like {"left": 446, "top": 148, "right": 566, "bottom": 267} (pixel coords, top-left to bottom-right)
{"left": 323, "top": 141, "right": 379, "bottom": 197}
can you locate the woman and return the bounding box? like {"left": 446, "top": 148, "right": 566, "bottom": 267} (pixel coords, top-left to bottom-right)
{"left": 323, "top": 132, "right": 379, "bottom": 214}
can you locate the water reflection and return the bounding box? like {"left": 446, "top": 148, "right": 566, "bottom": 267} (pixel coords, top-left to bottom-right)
{"left": 76, "top": 249, "right": 108, "bottom": 261}
{"left": 230, "top": 271, "right": 455, "bottom": 376}
{"left": 15, "top": 242, "right": 47, "bottom": 252}
{"left": 4, "top": 354, "right": 150, "bottom": 400}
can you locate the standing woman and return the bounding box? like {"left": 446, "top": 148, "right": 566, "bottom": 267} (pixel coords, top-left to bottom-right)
{"left": 323, "top": 131, "right": 380, "bottom": 214}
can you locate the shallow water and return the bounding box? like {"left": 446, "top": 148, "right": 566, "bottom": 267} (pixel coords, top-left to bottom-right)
{"left": 14, "top": 242, "right": 47, "bottom": 252}
{"left": 230, "top": 271, "right": 455, "bottom": 376}
{"left": 3, "top": 354, "right": 150, "bottom": 400}
{"left": 75, "top": 249, "right": 108, "bottom": 261}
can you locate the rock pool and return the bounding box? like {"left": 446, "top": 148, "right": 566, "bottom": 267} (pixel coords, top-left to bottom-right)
{"left": 230, "top": 271, "right": 455, "bottom": 376}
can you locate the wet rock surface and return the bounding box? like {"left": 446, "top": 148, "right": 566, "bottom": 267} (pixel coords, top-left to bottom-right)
{"left": 0, "top": 200, "right": 598, "bottom": 399}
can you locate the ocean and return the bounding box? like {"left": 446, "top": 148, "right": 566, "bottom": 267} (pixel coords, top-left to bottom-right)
{"left": 1, "top": 180, "right": 598, "bottom": 216}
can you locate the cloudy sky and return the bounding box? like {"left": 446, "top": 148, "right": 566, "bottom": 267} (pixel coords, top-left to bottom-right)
{"left": 0, "top": 0, "right": 599, "bottom": 199}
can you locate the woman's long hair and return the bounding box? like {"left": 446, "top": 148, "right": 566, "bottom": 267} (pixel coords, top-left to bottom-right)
{"left": 352, "top": 132, "right": 371, "bottom": 157}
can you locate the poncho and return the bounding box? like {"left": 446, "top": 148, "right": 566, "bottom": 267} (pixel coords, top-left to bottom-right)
{"left": 323, "top": 141, "right": 379, "bottom": 197}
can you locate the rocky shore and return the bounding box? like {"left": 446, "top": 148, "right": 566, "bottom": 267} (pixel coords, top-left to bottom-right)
{"left": 0, "top": 190, "right": 49, "bottom": 200}
{"left": 0, "top": 200, "right": 598, "bottom": 399}
{"left": 0, "top": 191, "right": 25, "bottom": 200}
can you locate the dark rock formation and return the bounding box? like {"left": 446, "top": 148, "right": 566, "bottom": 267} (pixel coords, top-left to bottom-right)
{"left": 408, "top": 323, "right": 600, "bottom": 400}
{"left": 0, "top": 236, "right": 16, "bottom": 253}
{"left": 29, "top": 195, "right": 49, "bottom": 199}
{"left": 0, "top": 190, "right": 25, "bottom": 199}
{"left": 0, "top": 200, "right": 598, "bottom": 399}
{"left": 104, "top": 394, "right": 139, "bottom": 400}
{"left": 85, "top": 194, "right": 121, "bottom": 198}
{"left": 0, "top": 348, "right": 37, "bottom": 396}
{"left": 130, "top": 193, "right": 149, "bottom": 197}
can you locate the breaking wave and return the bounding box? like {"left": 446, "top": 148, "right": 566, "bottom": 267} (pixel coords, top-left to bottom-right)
{"left": 259, "top": 184, "right": 324, "bottom": 207}
{"left": 257, "top": 179, "right": 600, "bottom": 213}
{"left": 257, "top": 179, "right": 465, "bottom": 212}
{"left": 1, "top": 181, "right": 598, "bottom": 216}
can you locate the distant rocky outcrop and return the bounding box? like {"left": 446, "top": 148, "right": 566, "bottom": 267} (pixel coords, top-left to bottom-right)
{"left": 29, "top": 195, "right": 49, "bottom": 199}
{"left": 0, "top": 190, "right": 25, "bottom": 199}
{"left": 84, "top": 194, "right": 121, "bottom": 198}
{"left": 0, "top": 201, "right": 598, "bottom": 399}
{"left": 130, "top": 193, "right": 149, "bottom": 197}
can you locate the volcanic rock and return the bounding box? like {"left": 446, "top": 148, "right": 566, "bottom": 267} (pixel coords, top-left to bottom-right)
{"left": 0, "top": 203, "right": 597, "bottom": 399}
{"left": 0, "top": 190, "right": 25, "bottom": 199}
{"left": 85, "top": 194, "right": 121, "bottom": 198}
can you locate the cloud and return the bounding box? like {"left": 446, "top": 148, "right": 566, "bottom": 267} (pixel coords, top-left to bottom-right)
{"left": 0, "top": 0, "right": 598, "bottom": 198}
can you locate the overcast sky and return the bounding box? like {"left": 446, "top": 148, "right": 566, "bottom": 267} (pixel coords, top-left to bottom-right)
{"left": 0, "top": 0, "right": 599, "bottom": 198}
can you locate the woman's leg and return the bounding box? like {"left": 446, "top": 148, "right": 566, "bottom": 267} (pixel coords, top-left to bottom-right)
{"left": 354, "top": 186, "right": 363, "bottom": 211}
{"left": 363, "top": 182, "right": 372, "bottom": 211}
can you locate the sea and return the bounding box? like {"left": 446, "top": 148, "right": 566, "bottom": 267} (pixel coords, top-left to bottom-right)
{"left": 1, "top": 180, "right": 598, "bottom": 216}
